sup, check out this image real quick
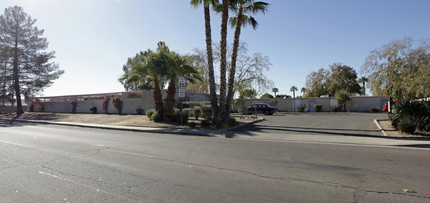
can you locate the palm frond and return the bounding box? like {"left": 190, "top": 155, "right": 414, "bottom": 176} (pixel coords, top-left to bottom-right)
{"left": 190, "top": 0, "right": 202, "bottom": 8}
{"left": 213, "top": 2, "right": 224, "bottom": 13}
{"left": 248, "top": 1, "right": 269, "bottom": 14}
{"left": 229, "top": 17, "right": 238, "bottom": 28}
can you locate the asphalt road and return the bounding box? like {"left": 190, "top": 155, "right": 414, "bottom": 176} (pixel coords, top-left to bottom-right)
{"left": 1, "top": 117, "right": 430, "bottom": 202}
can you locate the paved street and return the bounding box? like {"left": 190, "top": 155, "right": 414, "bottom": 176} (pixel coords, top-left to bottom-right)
{"left": 1, "top": 113, "right": 430, "bottom": 202}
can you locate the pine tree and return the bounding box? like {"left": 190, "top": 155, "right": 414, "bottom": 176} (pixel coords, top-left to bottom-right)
{"left": 0, "top": 6, "right": 63, "bottom": 115}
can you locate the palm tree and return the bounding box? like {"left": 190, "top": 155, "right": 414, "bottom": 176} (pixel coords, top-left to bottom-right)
{"left": 290, "top": 86, "right": 298, "bottom": 98}
{"left": 272, "top": 87, "right": 278, "bottom": 97}
{"left": 358, "top": 76, "right": 368, "bottom": 95}
{"left": 301, "top": 87, "right": 306, "bottom": 97}
{"left": 148, "top": 43, "right": 170, "bottom": 115}
{"left": 118, "top": 48, "right": 167, "bottom": 114}
{"left": 190, "top": 0, "right": 220, "bottom": 119}
{"left": 164, "top": 52, "right": 202, "bottom": 119}
{"left": 225, "top": 0, "right": 269, "bottom": 119}
{"left": 119, "top": 53, "right": 154, "bottom": 91}
{"left": 218, "top": 0, "right": 230, "bottom": 120}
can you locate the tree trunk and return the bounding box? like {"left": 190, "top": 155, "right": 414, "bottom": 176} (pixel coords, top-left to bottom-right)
{"left": 13, "top": 39, "right": 23, "bottom": 116}
{"left": 164, "top": 77, "right": 176, "bottom": 120}
{"left": 204, "top": 5, "right": 219, "bottom": 119}
{"left": 218, "top": 0, "right": 230, "bottom": 120}
{"left": 225, "top": 8, "right": 243, "bottom": 119}
{"left": 2, "top": 60, "right": 7, "bottom": 106}
{"left": 153, "top": 79, "right": 164, "bottom": 116}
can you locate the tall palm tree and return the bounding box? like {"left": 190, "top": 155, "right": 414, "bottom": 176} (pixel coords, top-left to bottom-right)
{"left": 301, "top": 87, "right": 306, "bottom": 97}
{"left": 218, "top": 0, "right": 230, "bottom": 120}
{"left": 290, "top": 86, "right": 298, "bottom": 98}
{"left": 358, "top": 76, "right": 368, "bottom": 95}
{"left": 190, "top": 0, "right": 219, "bottom": 119}
{"left": 146, "top": 42, "right": 170, "bottom": 115}
{"left": 164, "top": 52, "right": 202, "bottom": 119}
{"left": 225, "top": 0, "right": 269, "bottom": 119}
{"left": 272, "top": 87, "right": 278, "bottom": 97}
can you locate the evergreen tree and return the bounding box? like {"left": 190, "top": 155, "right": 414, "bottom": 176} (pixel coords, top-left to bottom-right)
{"left": 0, "top": 6, "right": 63, "bottom": 115}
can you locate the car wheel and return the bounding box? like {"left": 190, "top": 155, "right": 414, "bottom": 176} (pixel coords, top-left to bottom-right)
{"left": 264, "top": 110, "right": 270, "bottom": 115}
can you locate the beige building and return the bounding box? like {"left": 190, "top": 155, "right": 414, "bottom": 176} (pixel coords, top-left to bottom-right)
{"left": 30, "top": 90, "right": 212, "bottom": 114}
{"left": 237, "top": 96, "right": 390, "bottom": 112}
{"left": 29, "top": 89, "right": 389, "bottom": 114}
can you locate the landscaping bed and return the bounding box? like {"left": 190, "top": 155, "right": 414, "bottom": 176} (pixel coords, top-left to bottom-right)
{"left": 378, "top": 120, "right": 430, "bottom": 138}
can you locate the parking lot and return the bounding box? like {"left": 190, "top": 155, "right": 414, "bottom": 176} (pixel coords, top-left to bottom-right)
{"left": 233, "top": 112, "right": 389, "bottom": 138}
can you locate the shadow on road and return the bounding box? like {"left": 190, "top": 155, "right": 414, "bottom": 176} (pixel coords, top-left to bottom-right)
{"left": 222, "top": 120, "right": 430, "bottom": 141}
{"left": 0, "top": 119, "right": 42, "bottom": 128}
{"left": 1, "top": 112, "right": 64, "bottom": 128}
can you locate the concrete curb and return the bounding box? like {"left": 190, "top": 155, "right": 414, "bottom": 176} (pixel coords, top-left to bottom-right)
{"left": 374, "top": 119, "right": 388, "bottom": 137}
{"left": 0, "top": 117, "right": 265, "bottom": 137}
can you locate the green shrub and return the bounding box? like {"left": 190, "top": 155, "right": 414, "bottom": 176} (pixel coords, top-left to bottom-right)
{"left": 298, "top": 104, "right": 305, "bottom": 112}
{"left": 182, "top": 108, "right": 192, "bottom": 117}
{"left": 370, "top": 107, "right": 380, "bottom": 112}
{"left": 314, "top": 104, "right": 323, "bottom": 112}
{"left": 226, "top": 117, "right": 237, "bottom": 127}
{"left": 151, "top": 111, "right": 163, "bottom": 122}
{"left": 101, "top": 98, "right": 110, "bottom": 113}
{"left": 146, "top": 109, "right": 155, "bottom": 119}
{"left": 112, "top": 98, "right": 123, "bottom": 114}
{"left": 200, "top": 105, "right": 213, "bottom": 119}
{"left": 193, "top": 107, "right": 202, "bottom": 120}
{"left": 89, "top": 106, "right": 97, "bottom": 114}
{"left": 390, "top": 101, "right": 430, "bottom": 134}
{"left": 175, "top": 111, "right": 189, "bottom": 124}
{"left": 71, "top": 100, "right": 78, "bottom": 113}
{"left": 397, "top": 119, "right": 416, "bottom": 134}
{"left": 201, "top": 119, "right": 211, "bottom": 128}
{"left": 136, "top": 108, "right": 144, "bottom": 115}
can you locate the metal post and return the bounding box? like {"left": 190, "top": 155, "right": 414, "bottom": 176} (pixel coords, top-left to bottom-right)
{"left": 180, "top": 100, "right": 183, "bottom": 126}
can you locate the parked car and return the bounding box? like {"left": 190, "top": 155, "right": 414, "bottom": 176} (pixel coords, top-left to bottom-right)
{"left": 247, "top": 103, "right": 278, "bottom": 115}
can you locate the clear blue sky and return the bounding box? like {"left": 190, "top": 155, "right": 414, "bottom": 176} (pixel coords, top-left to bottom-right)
{"left": 1, "top": 0, "right": 429, "bottom": 97}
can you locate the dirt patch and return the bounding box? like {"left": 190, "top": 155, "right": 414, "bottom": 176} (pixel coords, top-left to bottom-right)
{"left": 378, "top": 120, "right": 430, "bottom": 138}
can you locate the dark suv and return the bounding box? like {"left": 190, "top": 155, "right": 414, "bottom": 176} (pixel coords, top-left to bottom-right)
{"left": 247, "top": 103, "right": 278, "bottom": 115}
